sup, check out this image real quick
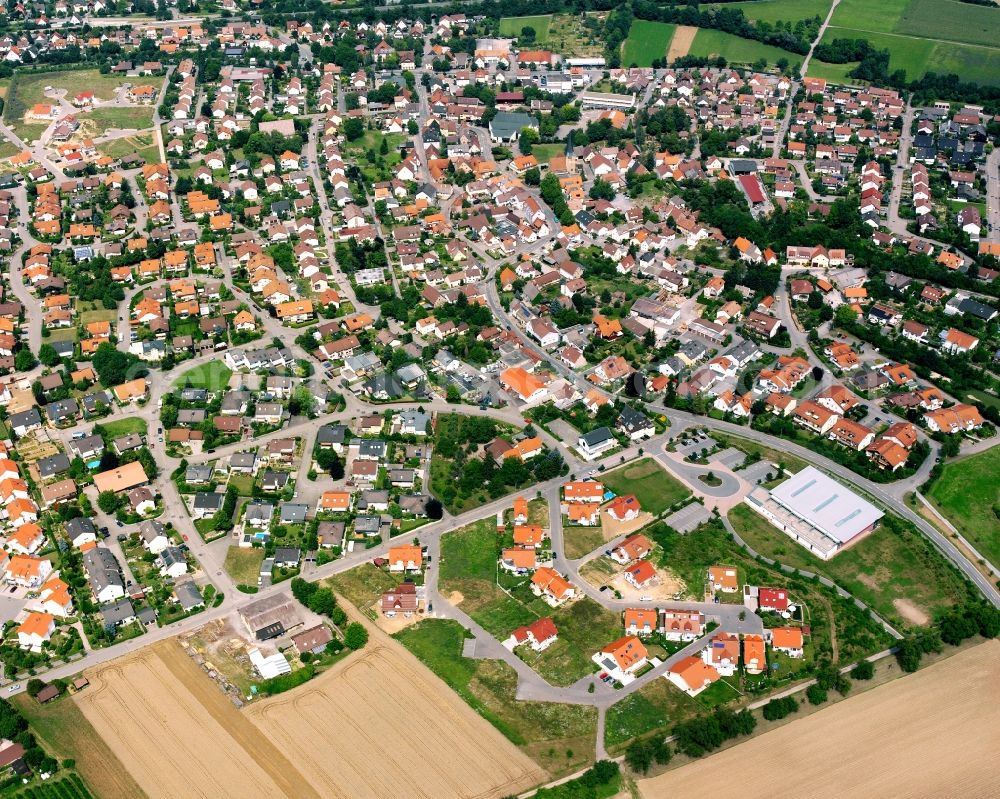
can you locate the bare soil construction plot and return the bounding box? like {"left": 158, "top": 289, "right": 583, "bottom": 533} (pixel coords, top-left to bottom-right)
{"left": 601, "top": 508, "right": 655, "bottom": 541}
{"left": 247, "top": 637, "right": 545, "bottom": 799}
{"left": 638, "top": 639, "right": 1000, "bottom": 798}
{"left": 668, "top": 25, "right": 698, "bottom": 61}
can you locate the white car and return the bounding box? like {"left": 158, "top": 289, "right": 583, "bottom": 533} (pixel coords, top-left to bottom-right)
{"left": 7, "top": 684, "right": 19, "bottom": 693}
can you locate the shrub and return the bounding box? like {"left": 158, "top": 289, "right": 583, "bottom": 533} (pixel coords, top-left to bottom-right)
{"left": 805, "top": 684, "right": 827, "bottom": 705}
{"left": 850, "top": 660, "right": 875, "bottom": 680}
{"left": 343, "top": 622, "right": 368, "bottom": 650}
{"left": 762, "top": 695, "right": 798, "bottom": 721}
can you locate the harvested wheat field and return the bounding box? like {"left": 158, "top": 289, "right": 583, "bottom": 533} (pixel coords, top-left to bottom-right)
{"left": 246, "top": 637, "right": 545, "bottom": 799}
{"left": 667, "top": 25, "right": 697, "bottom": 61}
{"left": 76, "top": 641, "right": 321, "bottom": 799}
{"left": 638, "top": 639, "right": 1000, "bottom": 799}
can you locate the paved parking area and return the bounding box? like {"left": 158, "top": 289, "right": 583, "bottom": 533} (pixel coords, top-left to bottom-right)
{"left": 674, "top": 434, "right": 719, "bottom": 459}
{"left": 664, "top": 502, "right": 712, "bottom": 534}
{"left": 740, "top": 460, "right": 780, "bottom": 485}
{"left": 548, "top": 418, "right": 579, "bottom": 445}
{"left": 714, "top": 447, "right": 747, "bottom": 469}
{"left": 0, "top": 593, "right": 26, "bottom": 625}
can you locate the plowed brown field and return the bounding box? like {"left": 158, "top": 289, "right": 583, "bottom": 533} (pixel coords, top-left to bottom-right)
{"left": 638, "top": 638, "right": 1000, "bottom": 798}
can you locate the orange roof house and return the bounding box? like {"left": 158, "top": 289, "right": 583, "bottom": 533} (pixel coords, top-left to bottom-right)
{"left": 708, "top": 565, "right": 739, "bottom": 593}
{"left": 387, "top": 544, "right": 423, "bottom": 572}
{"left": 93, "top": 461, "right": 148, "bottom": 493}
{"left": 501, "top": 547, "right": 537, "bottom": 571}
{"left": 113, "top": 378, "right": 148, "bottom": 403}
{"left": 623, "top": 608, "right": 658, "bottom": 637}
{"left": 512, "top": 496, "right": 529, "bottom": 524}
{"left": 503, "top": 436, "right": 543, "bottom": 461}
{"left": 513, "top": 524, "right": 545, "bottom": 547}
{"left": 667, "top": 655, "right": 720, "bottom": 696}
{"left": 318, "top": 491, "right": 352, "bottom": 512}
{"left": 562, "top": 481, "right": 604, "bottom": 503}
{"left": 531, "top": 567, "right": 575, "bottom": 605}
{"left": 743, "top": 633, "right": 767, "bottom": 674}
{"left": 498, "top": 366, "right": 547, "bottom": 404}
{"left": 595, "top": 635, "right": 648, "bottom": 677}
{"left": 770, "top": 627, "right": 805, "bottom": 656}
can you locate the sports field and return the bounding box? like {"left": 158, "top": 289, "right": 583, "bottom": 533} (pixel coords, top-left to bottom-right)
{"left": 638, "top": 639, "right": 1000, "bottom": 798}
{"left": 622, "top": 20, "right": 677, "bottom": 67}
{"left": 498, "top": 14, "right": 552, "bottom": 41}
{"left": 928, "top": 445, "right": 1000, "bottom": 569}
{"left": 688, "top": 28, "right": 803, "bottom": 66}
{"left": 815, "top": 0, "right": 1000, "bottom": 85}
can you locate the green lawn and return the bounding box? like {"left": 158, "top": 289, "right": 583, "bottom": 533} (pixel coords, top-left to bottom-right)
{"left": 928, "top": 446, "right": 1000, "bottom": 569}
{"left": 728, "top": 503, "right": 972, "bottom": 629}
{"left": 439, "top": 519, "right": 621, "bottom": 685}
{"left": 0, "top": 139, "right": 19, "bottom": 160}
{"left": 99, "top": 133, "right": 155, "bottom": 159}
{"left": 86, "top": 106, "right": 155, "bottom": 135}
{"left": 223, "top": 546, "right": 264, "bottom": 586}
{"left": 895, "top": 0, "right": 999, "bottom": 47}
{"left": 564, "top": 525, "right": 606, "bottom": 560}
{"left": 328, "top": 562, "right": 404, "bottom": 613}
{"left": 228, "top": 472, "right": 255, "bottom": 497}
{"left": 622, "top": 20, "right": 676, "bottom": 67}
{"left": 521, "top": 598, "right": 622, "bottom": 686}
{"left": 600, "top": 458, "right": 689, "bottom": 515}
{"left": 439, "top": 517, "right": 498, "bottom": 585}
{"left": 79, "top": 308, "right": 116, "bottom": 327}
{"left": 604, "top": 676, "right": 703, "bottom": 751}
{"left": 394, "top": 619, "right": 597, "bottom": 772}
{"left": 823, "top": 0, "right": 1000, "bottom": 86}
{"left": 173, "top": 361, "right": 233, "bottom": 391}
{"left": 530, "top": 143, "right": 565, "bottom": 164}
{"left": 806, "top": 59, "right": 863, "bottom": 84}
{"left": 829, "top": 0, "right": 909, "bottom": 32}
{"left": 498, "top": 14, "right": 553, "bottom": 41}
{"left": 97, "top": 417, "right": 147, "bottom": 438}
{"left": 713, "top": 0, "right": 828, "bottom": 24}
{"left": 3, "top": 68, "right": 133, "bottom": 128}
{"left": 11, "top": 694, "right": 142, "bottom": 799}
{"left": 688, "top": 28, "right": 805, "bottom": 66}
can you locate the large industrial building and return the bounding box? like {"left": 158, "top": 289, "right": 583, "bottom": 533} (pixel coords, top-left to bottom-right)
{"left": 744, "top": 466, "right": 883, "bottom": 559}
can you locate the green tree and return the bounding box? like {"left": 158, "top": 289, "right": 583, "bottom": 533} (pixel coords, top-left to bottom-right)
{"left": 38, "top": 344, "right": 61, "bottom": 367}
{"left": 896, "top": 637, "right": 923, "bottom": 672}
{"left": 97, "top": 491, "right": 122, "bottom": 514}
{"left": 14, "top": 348, "right": 37, "bottom": 372}
{"left": 343, "top": 117, "right": 365, "bottom": 141}
{"left": 343, "top": 622, "right": 368, "bottom": 650}
{"left": 806, "top": 684, "right": 828, "bottom": 705}
{"left": 850, "top": 660, "right": 875, "bottom": 680}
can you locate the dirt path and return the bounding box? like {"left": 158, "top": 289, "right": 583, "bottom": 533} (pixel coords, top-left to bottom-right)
{"left": 637, "top": 639, "right": 1000, "bottom": 798}
{"left": 667, "top": 26, "right": 698, "bottom": 62}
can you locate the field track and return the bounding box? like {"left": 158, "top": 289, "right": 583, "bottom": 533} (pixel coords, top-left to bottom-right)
{"left": 637, "top": 638, "right": 1000, "bottom": 798}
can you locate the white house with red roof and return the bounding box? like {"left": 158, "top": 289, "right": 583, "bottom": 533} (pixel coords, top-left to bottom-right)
{"left": 503, "top": 617, "right": 558, "bottom": 652}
